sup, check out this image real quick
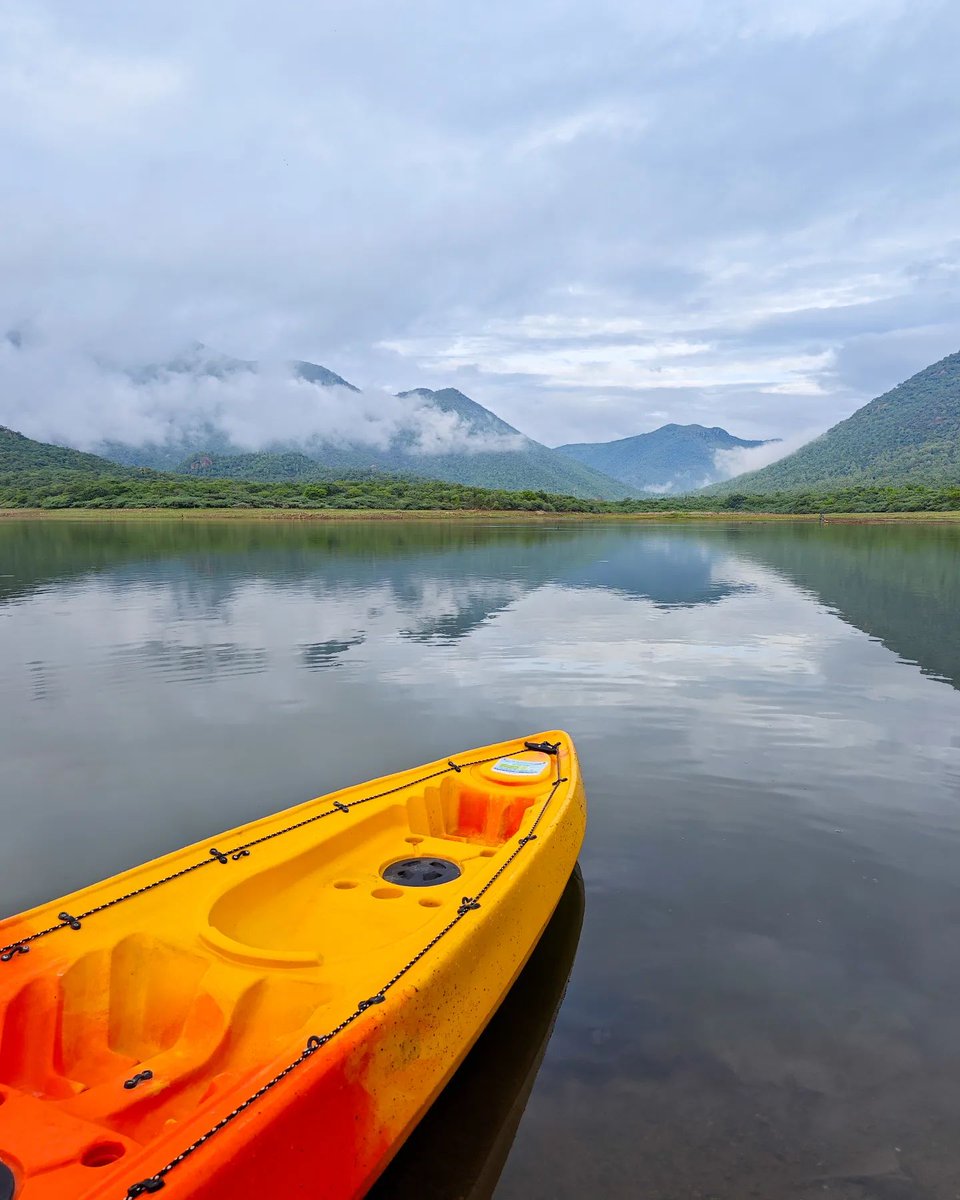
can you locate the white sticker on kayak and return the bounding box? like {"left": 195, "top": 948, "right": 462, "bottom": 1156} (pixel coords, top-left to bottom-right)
{"left": 492, "top": 756, "right": 547, "bottom": 777}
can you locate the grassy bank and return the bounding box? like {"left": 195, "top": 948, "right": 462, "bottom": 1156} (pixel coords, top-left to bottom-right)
{"left": 4, "top": 507, "right": 960, "bottom": 524}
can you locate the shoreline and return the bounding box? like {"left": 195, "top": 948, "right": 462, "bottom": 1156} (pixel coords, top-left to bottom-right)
{"left": 2, "top": 507, "right": 960, "bottom": 524}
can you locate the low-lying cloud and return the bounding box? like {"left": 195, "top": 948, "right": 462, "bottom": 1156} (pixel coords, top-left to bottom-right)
{"left": 712, "top": 431, "right": 820, "bottom": 481}
{"left": 0, "top": 336, "right": 524, "bottom": 457}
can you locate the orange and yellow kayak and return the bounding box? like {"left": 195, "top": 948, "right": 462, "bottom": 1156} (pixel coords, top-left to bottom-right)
{"left": 0, "top": 732, "right": 585, "bottom": 1199}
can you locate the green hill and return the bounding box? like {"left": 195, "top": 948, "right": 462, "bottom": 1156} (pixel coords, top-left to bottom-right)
{"left": 0, "top": 426, "right": 137, "bottom": 475}
{"left": 557, "top": 424, "right": 776, "bottom": 493}
{"left": 706, "top": 350, "right": 960, "bottom": 494}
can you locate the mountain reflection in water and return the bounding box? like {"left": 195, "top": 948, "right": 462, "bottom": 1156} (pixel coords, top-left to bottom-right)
{"left": 1, "top": 520, "right": 957, "bottom": 687}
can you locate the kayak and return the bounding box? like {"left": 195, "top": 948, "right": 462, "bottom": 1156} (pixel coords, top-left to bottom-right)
{"left": 0, "top": 732, "right": 585, "bottom": 1200}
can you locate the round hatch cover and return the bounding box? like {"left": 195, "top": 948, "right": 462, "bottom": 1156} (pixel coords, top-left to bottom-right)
{"left": 382, "top": 857, "right": 461, "bottom": 887}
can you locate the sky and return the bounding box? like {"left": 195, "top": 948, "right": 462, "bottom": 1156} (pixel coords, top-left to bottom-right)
{"left": 2, "top": 0, "right": 960, "bottom": 450}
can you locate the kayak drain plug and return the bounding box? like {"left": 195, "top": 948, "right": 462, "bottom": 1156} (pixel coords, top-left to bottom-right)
{"left": 382, "top": 858, "right": 461, "bottom": 887}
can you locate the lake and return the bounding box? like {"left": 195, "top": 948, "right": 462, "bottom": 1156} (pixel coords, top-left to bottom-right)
{"left": 2, "top": 516, "right": 960, "bottom": 1198}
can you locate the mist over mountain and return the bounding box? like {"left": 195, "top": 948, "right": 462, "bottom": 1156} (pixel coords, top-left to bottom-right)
{"left": 706, "top": 350, "right": 960, "bottom": 494}
{"left": 558, "top": 424, "right": 780, "bottom": 494}
{"left": 1, "top": 337, "right": 424, "bottom": 463}
{"left": 0, "top": 336, "right": 632, "bottom": 499}
{"left": 95, "top": 344, "right": 521, "bottom": 470}
{"left": 178, "top": 384, "right": 637, "bottom": 499}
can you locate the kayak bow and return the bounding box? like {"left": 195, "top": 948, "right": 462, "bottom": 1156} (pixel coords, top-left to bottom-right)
{"left": 0, "top": 732, "right": 585, "bottom": 1199}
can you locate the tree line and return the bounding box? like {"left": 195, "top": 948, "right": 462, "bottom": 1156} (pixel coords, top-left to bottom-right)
{"left": 1, "top": 467, "right": 958, "bottom": 514}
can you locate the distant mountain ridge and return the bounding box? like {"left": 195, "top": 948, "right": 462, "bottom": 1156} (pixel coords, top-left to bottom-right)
{"left": 93, "top": 347, "right": 635, "bottom": 499}
{"left": 175, "top": 393, "right": 637, "bottom": 496}
{"left": 558, "top": 423, "right": 777, "bottom": 493}
{"left": 706, "top": 350, "right": 960, "bottom": 494}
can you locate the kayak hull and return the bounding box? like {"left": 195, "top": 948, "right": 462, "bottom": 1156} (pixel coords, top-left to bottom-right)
{"left": 0, "top": 732, "right": 585, "bottom": 1199}
{"left": 371, "top": 864, "right": 586, "bottom": 1200}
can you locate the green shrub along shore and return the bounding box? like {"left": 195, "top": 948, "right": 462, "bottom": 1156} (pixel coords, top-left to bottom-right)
{"left": 1, "top": 467, "right": 959, "bottom": 516}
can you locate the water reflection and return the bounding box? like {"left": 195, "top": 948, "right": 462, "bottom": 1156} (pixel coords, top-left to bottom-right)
{"left": 109, "top": 638, "right": 269, "bottom": 682}
{"left": 2, "top": 521, "right": 958, "bottom": 689}
{"left": 372, "top": 866, "right": 585, "bottom": 1200}
{"left": 0, "top": 520, "right": 746, "bottom": 622}
{"left": 719, "top": 523, "right": 960, "bottom": 691}
{"left": 301, "top": 636, "right": 365, "bottom": 671}
{"left": 555, "top": 533, "right": 749, "bottom": 608}
{"left": 1, "top": 522, "right": 759, "bottom": 696}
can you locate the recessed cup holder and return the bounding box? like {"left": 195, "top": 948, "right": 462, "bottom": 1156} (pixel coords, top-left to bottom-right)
{"left": 82, "top": 1141, "right": 126, "bottom": 1168}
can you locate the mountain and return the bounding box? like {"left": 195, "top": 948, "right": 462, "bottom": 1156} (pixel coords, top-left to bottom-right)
{"left": 95, "top": 348, "right": 635, "bottom": 498}
{"left": 556, "top": 424, "right": 777, "bottom": 493}
{"left": 174, "top": 402, "right": 635, "bottom": 496}
{"left": 397, "top": 387, "right": 514, "bottom": 432}
{"left": 706, "top": 350, "right": 960, "bottom": 495}
{"left": 0, "top": 426, "right": 137, "bottom": 475}
{"left": 339, "top": 387, "right": 636, "bottom": 498}
{"left": 292, "top": 360, "right": 359, "bottom": 390}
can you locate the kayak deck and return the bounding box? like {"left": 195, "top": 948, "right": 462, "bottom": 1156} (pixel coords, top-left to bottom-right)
{"left": 0, "top": 732, "right": 585, "bottom": 1199}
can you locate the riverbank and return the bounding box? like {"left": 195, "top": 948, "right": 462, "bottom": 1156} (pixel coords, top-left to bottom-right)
{"left": 3, "top": 508, "right": 960, "bottom": 524}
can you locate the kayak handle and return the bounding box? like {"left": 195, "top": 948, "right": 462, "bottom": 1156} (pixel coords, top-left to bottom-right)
{"left": 524, "top": 740, "right": 560, "bottom": 755}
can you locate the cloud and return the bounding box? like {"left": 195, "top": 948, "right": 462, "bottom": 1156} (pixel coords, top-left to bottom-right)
{"left": 511, "top": 104, "right": 650, "bottom": 155}
{"left": 0, "top": 7, "right": 184, "bottom": 140}
{"left": 1, "top": 0, "right": 959, "bottom": 446}
{"left": 712, "top": 430, "right": 822, "bottom": 481}
{"left": 0, "top": 335, "right": 523, "bottom": 456}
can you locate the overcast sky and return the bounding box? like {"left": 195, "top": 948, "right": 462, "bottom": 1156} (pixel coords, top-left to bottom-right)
{"left": 2, "top": 0, "right": 959, "bottom": 447}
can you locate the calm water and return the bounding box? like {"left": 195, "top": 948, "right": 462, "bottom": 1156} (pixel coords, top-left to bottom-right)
{"left": 2, "top": 517, "right": 960, "bottom": 1198}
